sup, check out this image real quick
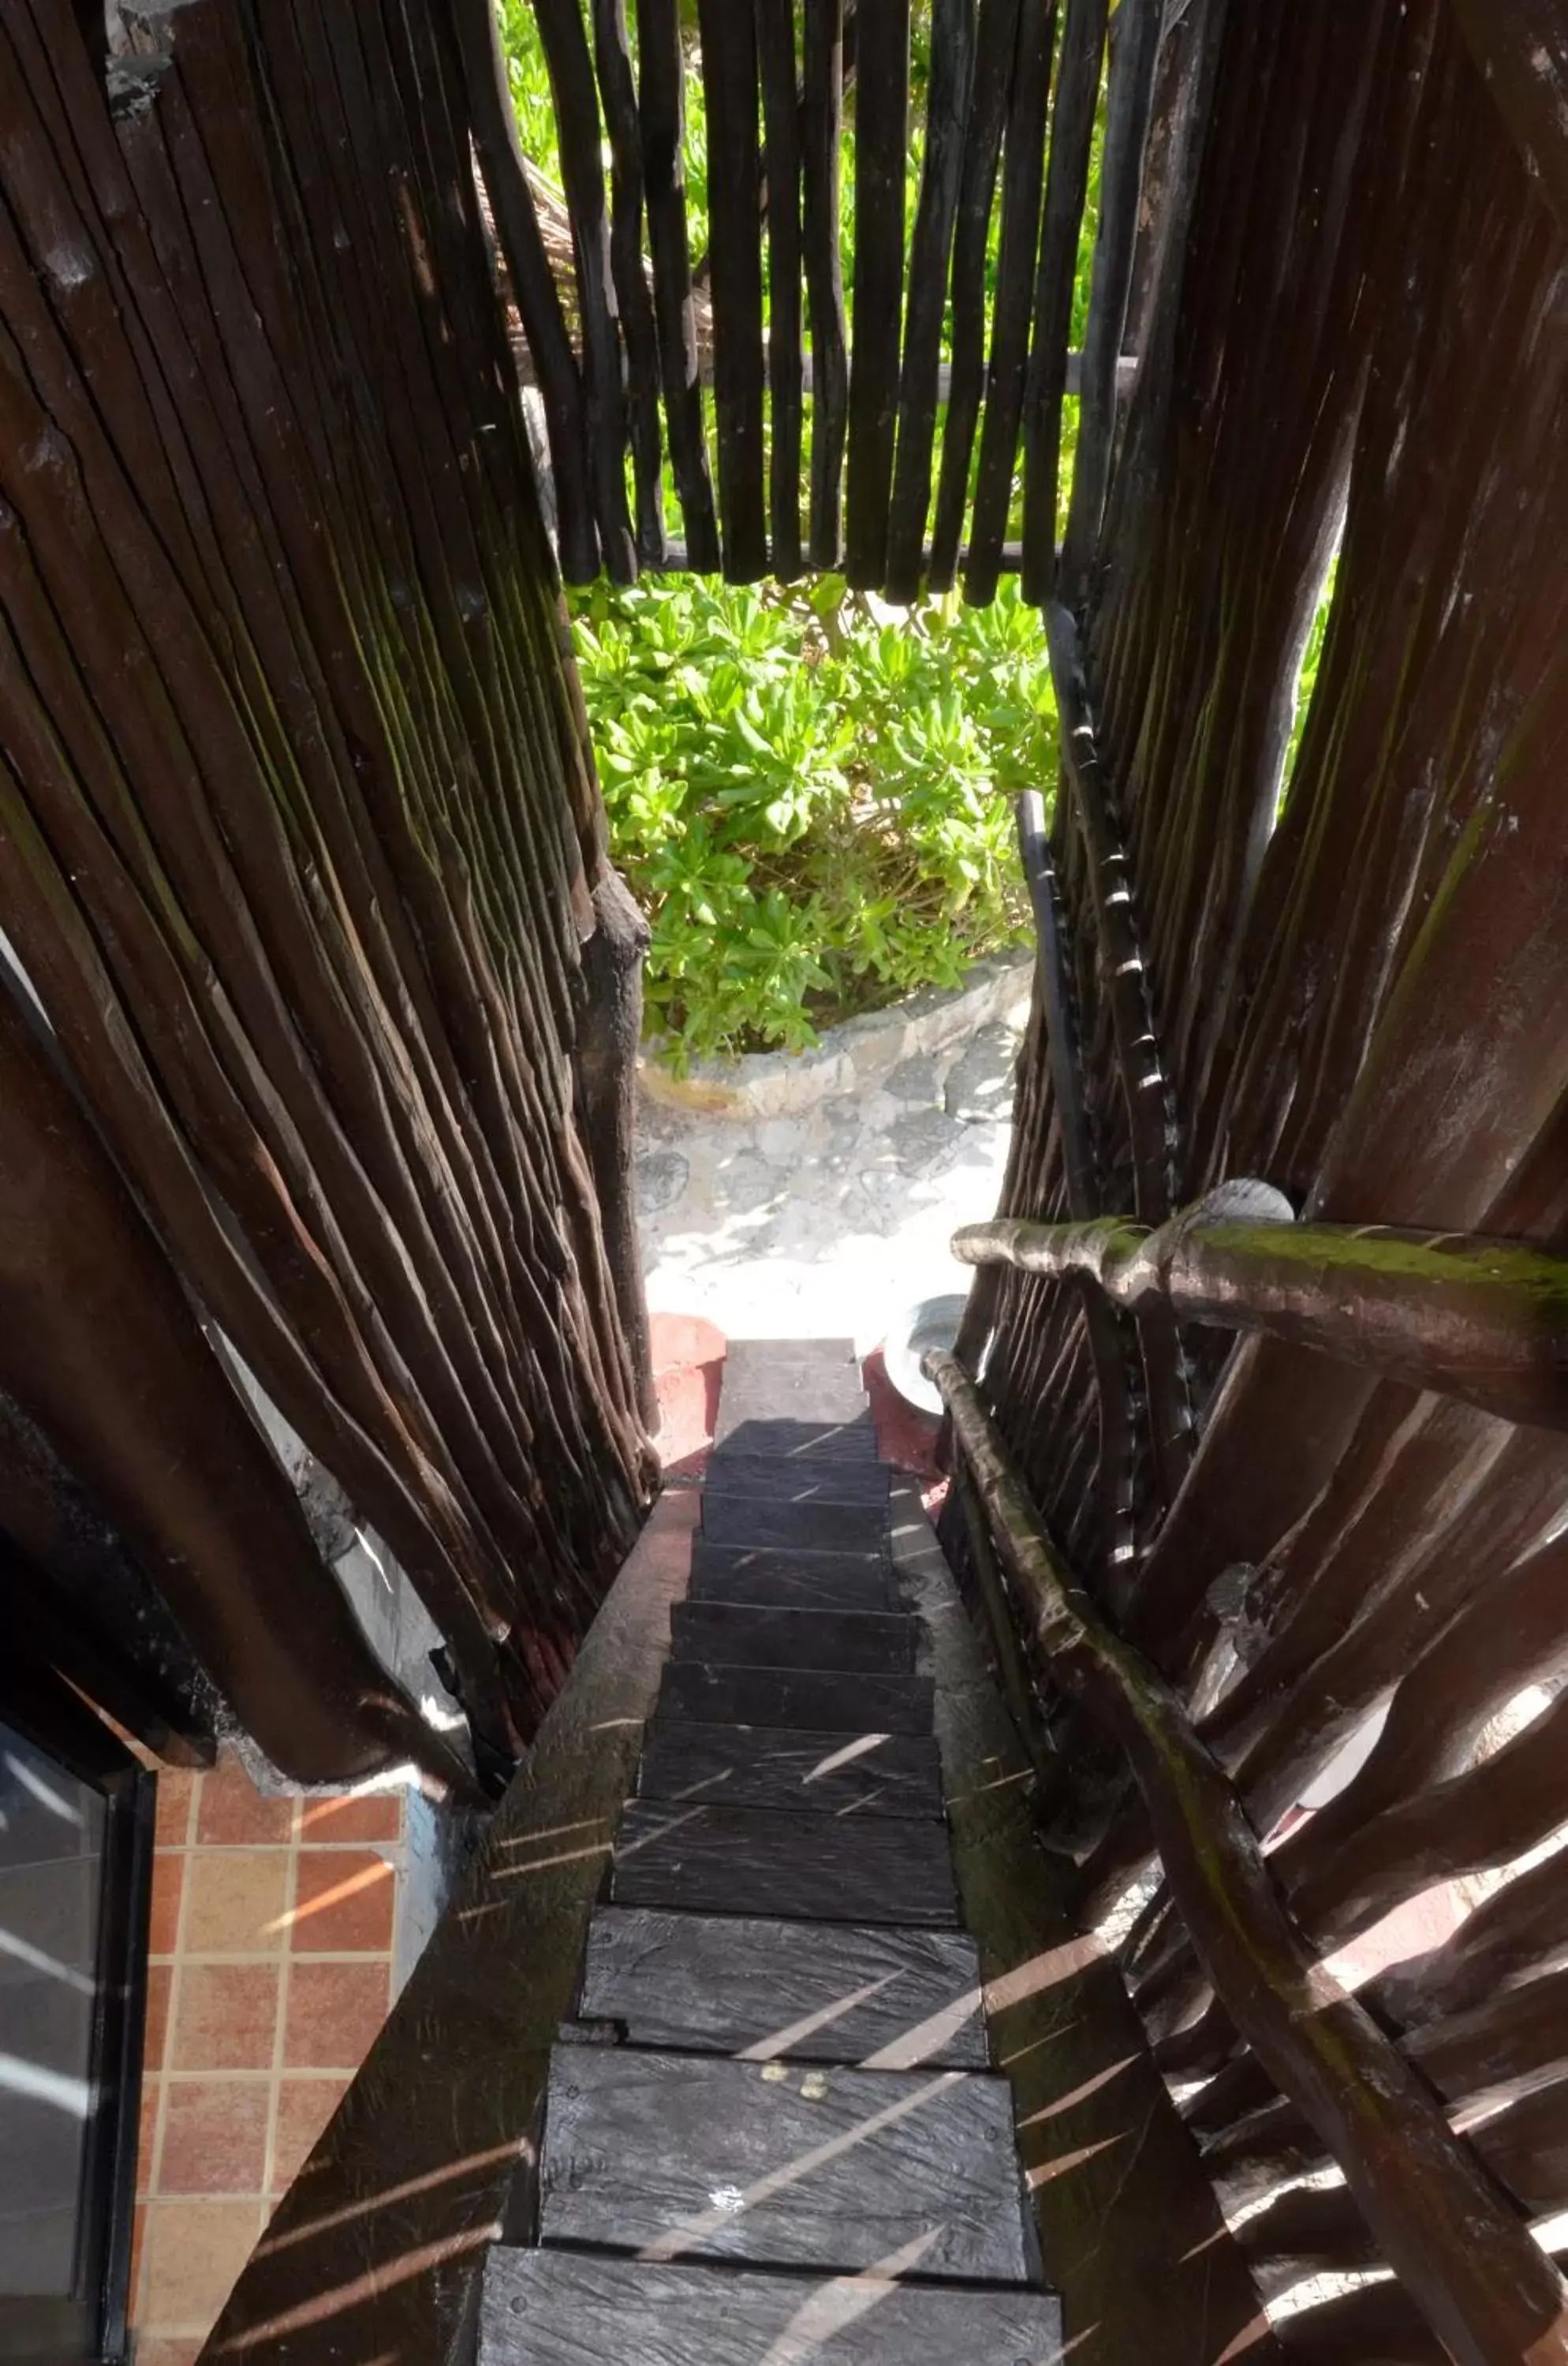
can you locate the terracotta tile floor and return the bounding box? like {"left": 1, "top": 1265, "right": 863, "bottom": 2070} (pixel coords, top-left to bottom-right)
{"left": 133, "top": 1752, "right": 408, "bottom": 2355}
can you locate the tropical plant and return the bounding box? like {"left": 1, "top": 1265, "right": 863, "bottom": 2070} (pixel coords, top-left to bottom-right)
{"left": 571, "top": 573, "right": 1051, "bottom": 1061}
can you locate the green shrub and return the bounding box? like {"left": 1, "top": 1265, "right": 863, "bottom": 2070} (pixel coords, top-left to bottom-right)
{"left": 497, "top": 5, "right": 1095, "bottom": 1065}
{"left": 570, "top": 574, "right": 1051, "bottom": 1063}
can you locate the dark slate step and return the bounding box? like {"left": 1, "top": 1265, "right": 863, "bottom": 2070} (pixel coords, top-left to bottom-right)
{"left": 715, "top": 1414, "right": 880, "bottom": 1462}
{"left": 655, "top": 1660, "right": 935, "bottom": 1736}
{"left": 705, "top": 1450, "right": 892, "bottom": 1505}
{"left": 481, "top": 2250, "right": 1063, "bottom": 2366}
{"left": 689, "top": 1543, "right": 898, "bottom": 1614}
{"left": 538, "top": 2046, "right": 1032, "bottom": 2282}
{"left": 670, "top": 1601, "right": 919, "bottom": 1677}
{"left": 637, "top": 1719, "right": 943, "bottom": 1819}
{"left": 610, "top": 1801, "right": 959, "bottom": 1924}
{"left": 580, "top": 1906, "right": 988, "bottom": 2067}
{"left": 701, "top": 1495, "right": 890, "bottom": 1558}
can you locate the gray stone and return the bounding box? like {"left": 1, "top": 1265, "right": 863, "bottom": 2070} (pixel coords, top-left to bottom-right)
{"left": 943, "top": 1024, "right": 1019, "bottom": 1124}
{"left": 711, "top": 1150, "right": 776, "bottom": 1214}
{"left": 884, "top": 1051, "right": 943, "bottom": 1105}
{"left": 637, "top": 1097, "right": 689, "bottom": 1147}
{"left": 887, "top": 1106, "right": 965, "bottom": 1175}
{"left": 637, "top": 1150, "right": 689, "bottom": 1218}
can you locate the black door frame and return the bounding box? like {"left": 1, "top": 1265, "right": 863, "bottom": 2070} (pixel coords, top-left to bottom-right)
{"left": 0, "top": 1658, "right": 155, "bottom": 2365}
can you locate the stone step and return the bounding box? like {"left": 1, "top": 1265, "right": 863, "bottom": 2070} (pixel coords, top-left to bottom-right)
{"left": 655, "top": 1659, "right": 934, "bottom": 1737}
{"left": 701, "top": 1494, "right": 890, "bottom": 1558}
{"left": 715, "top": 1373, "right": 871, "bottom": 1441}
{"left": 704, "top": 1448, "right": 892, "bottom": 1505}
{"left": 688, "top": 1542, "right": 899, "bottom": 1614}
{"left": 536, "top": 2046, "right": 1034, "bottom": 2282}
{"left": 670, "top": 1600, "right": 919, "bottom": 1677}
{"left": 723, "top": 1336, "right": 859, "bottom": 1374}
{"left": 579, "top": 1905, "right": 988, "bottom": 2067}
{"left": 610, "top": 1801, "right": 959, "bottom": 1924}
{"left": 481, "top": 2250, "right": 1064, "bottom": 2365}
{"left": 711, "top": 1413, "right": 880, "bottom": 1462}
{"left": 716, "top": 1392, "right": 872, "bottom": 1443}
{"left": 637, "top": 1719, "right": 943, "bottom": 1819}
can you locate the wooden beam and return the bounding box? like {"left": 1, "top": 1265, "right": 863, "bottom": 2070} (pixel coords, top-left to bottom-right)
{"left": 953, "top": 1185, "right": 1568, "bottom": 1432}
{"left": 199, "top": 1491, "right": 697, "bottom": 2365}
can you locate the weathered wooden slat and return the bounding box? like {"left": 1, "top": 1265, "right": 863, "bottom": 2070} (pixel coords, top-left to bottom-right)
{"left": 530, "top": 0, "right": 635, "bottom": 578}
{"left": 634, "top": 0, "right": 719, "bottom": 565}
{"left": 725, "top": 1336, "right": 860, "bottom": 1370}
{"left": 670, "top": 1600, "right": 919, "bottom": 1674}
{"left": 844, "top": 0, "right": 910, "bottom": 585}
{"left": 1237, "top": 2179, "right": 1380, "bottom": 2302}
{"left": 654, "top": 1659, "right": 934, "bottom": 1733}
{"left": 481, "top": 2249, "right": 1062, "bottom": 2365}
{"left": 612, "top": 1799, "right": 959, "bottom": 1921}
{"left": 885, "top": 0, "right": 976, "bottom": 599}
{"left": 579, "top": 1905, "right": 988, "bottom": 2064}
{"left": 451, "top": 0, "right": 597, "bottom": 580}
{"left": 802, "top": 0, "right": 849, "bottom": 564}
{"left": 1043, "top": 602, "right": 1192, "bottom": 1508}
{"left": 1450, "top": 2, "right": 1568, "bottom": 248}
{"left": 929, "top": 0, "right": 1024, "bottom": 588}
{"left": 1018, "top": 0, "right": 1108, "bottom": 601}
{"left": 591, "top": 0, "right": 665, "bottom": 561}
{"left": 714, "top": 1413, "right": 879, "bottom": 1460}
{"left": 756, "top": 0, "right": 805, "bottom": 578}
{"left": 538, "top": 2045, "right": 1030, "bottom": 2277}
{"left": 964, "top": 0, "right": 1055, "bottom": 604}
{"left": 695, "top": 0, "right": 767, "bottom": 578}
{"left": 700, "top": 1493, "right": 889, "bottom": 1558}
{"left": 637, "top": 1716, "right": 943, "bottom": 1817}
{"left": 688, "top": 1542, "right": 898, "bottom": 1611}
{"left": 719, "top": 1360, "right": 871, "bottom": 1415}
{"left": 1010, "top": 791, "right": 1137, "bottom": 1583}
{"left": 1059, "top": 0, "right": 1162, "bottom": 603}
{"left": 928, "top": 1356, "right": 1568, "bottom": 2366}
{"left": 704, "top": 1449, "right": 891, "bottom": 1503}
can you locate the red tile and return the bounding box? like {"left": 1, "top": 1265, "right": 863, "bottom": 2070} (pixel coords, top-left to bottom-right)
{"left": 170, "top": 1963, "right": 281, "bottom": 2073}
{"left": 154, "top": 1771, "right": 195, "bottom": 1849}
{"left": 159, "top": 2078, "right": 271, "bottom": 2196}
{"left": 196, "top": 1756, "right": 296, "bottom": 1847}
{"left": 282, "top": 1959, "right": 390, "bottom": 2069}
{"left": 270, "top": 2076, "right": 349, "bottom": 2194}
{"left": 289, "top": 1849, "right": 396, "bottom": 1953}
{"left": 181, "top": 1850, "right": 290, "bottom": 1954}
{"left": 298, "top": 1789, "right": 403, "bottom": 1844}
{"left": 148, "top": 1851, "right": 185, "bottom": 1957}
{"left": 144, "top": 1963, "right": 173, "bottom": 2073}
{"left": 139, "top": 2200, "right": 263, "bottom": 2329}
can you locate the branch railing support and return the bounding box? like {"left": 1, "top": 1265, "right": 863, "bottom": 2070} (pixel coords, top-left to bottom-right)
{"left": 924, "top": 1342, "right": 1568, "bottom": 2366}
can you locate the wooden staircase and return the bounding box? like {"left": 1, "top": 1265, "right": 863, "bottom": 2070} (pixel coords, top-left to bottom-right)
{"left": 479, "top": 1338, "right": 1064, "bottom": 2362}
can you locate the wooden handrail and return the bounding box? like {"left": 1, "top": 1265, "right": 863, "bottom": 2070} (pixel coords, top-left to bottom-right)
{"left": 953, "top": 1185, "right": 1568, "bottom": 1432}
{"left": 924, "top": 1345, "right": 1568, "bottom": 2366}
